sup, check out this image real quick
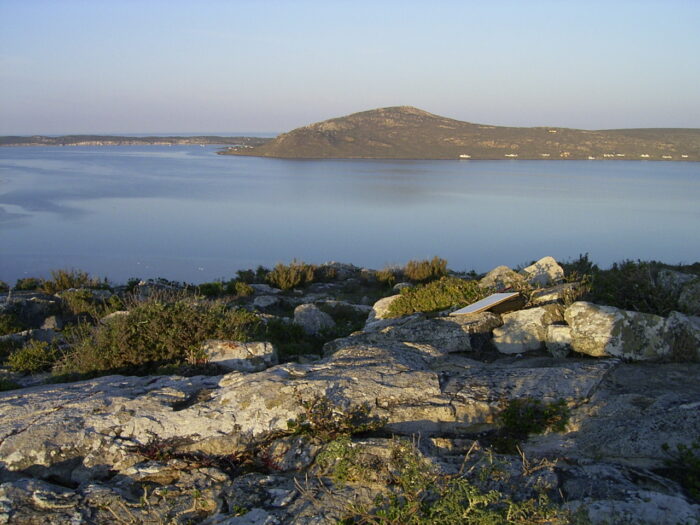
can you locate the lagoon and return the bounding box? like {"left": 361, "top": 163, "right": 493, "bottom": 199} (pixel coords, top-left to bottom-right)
{"left": 0, "top": 145, "right": 698, "bottom": 283}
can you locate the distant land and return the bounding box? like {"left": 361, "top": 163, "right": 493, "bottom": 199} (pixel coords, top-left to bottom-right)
{"left": 0, "top": 135, "right": 272, "bottom": 148}
{"left": 221, "top": 106, "right": 700, "bottom": 161}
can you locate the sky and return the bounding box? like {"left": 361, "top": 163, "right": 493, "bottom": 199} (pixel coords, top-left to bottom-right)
{"left": 1, "top": 0, "right": 699, "bottom": 134}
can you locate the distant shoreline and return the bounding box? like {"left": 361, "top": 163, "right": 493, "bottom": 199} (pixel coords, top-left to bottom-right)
{"left": 0, "top": 135, "right": 272, "bottom": 148}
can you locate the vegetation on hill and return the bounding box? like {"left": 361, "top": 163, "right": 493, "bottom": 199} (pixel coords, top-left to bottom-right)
{"left": 222, "top": 106, "right": 700, "bottom": 160}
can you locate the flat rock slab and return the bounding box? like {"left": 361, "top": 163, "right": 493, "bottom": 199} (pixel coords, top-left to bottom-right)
{"left": 449, "top": 292, "right": 521, "bottom": 315}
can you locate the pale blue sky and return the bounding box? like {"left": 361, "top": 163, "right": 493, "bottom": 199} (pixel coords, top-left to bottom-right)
{"left": 1, "top": 0, "right": 699, "bottom": 134}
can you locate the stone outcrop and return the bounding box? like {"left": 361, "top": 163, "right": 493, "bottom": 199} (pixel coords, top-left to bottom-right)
{"left": 478, "top": 266, "right": 524, "bottom": 290}
{"left": 201, "top": 340, "right": 279, "bottom": 372}
{"left": 364, "top": 294, "right": 400, "bottom": 327}
{"left": 521, "top": 256, "right": 565, "bottom": 287}
{"left": 293, "top": 304, "right": 335, "bottom": 335}
{"left": 492, "top": 305, "right": 564, "bottom": 354}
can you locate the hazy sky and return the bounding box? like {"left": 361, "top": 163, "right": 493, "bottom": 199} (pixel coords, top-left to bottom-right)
{"left": 2, "top": 0, "right": 699, "bottom": 134}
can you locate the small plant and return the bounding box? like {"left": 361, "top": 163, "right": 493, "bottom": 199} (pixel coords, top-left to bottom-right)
{"left": 236, "top": 265, "right": 269, "bottom": 284}
{"left": 266, "top": 259, "right": 317, "bottom": 290}
{"left": 376, "top": 266, "right": 403, "bottom": 287}
{"left": 15, "top": 277, "right": 43, "bottom": 291}
{"left": 225, "top": 280, "right": 254, "bottom": 297}
{"left": 493, "top": 398, "right": 569, "bottom": 453}
{"left": 387, "top": 276, "right": 487, "bottom": 317}
{"left": 7, "top": 340, "right": 60, "bottom": 374}
{"left": 54, "top": 298, "right": 260, "bottom": 377}
{"left": 315, "top": 435, "right": 364, "bottom": 485}
{"left": 662, "top": 441, "right": 700, "bottom": 501}
{"left": 0, "top": 378, "right": 21, "bottom": 391}
{"left": 403, "top": 256, "right": 448, "bottom": 283}
{"left": 41, "top": 268, "right": 106, "bottom": 294}
{"left": 0, "top": 281, "right": 9, "bottom": 293}
{"left": 287, "top": 395, "right": 386, "bottom": 442}
{"left": 0, "top": 313, "right": 24, "bottom": 336}
{"left": 197, "top": 281, "right": 223, "bottom": 297}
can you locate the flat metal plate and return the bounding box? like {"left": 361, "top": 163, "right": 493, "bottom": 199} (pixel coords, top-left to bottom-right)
{"left": 449, "top": 292, "right": 520, "bottom": 316}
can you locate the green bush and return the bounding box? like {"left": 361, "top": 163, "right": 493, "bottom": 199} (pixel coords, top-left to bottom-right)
{"left": 15, "top": 277, "right": 43, "bottom": 291}
{"left": 0, "top": 281, "right": 9, "bottom": 293}
{"left": 236, "top": 266, "right": 269, "bottom": 284}
{"left": 42, "top": 269, "right": 106, "bottom": 294}
{"left": 387, "top": 277, "right": 486, "bottom": 317}
{"left": 60, "top": 289, "right": 122, "bottom": 319}
{"left": 224, "top": 280, "right": 254, "bottom": 297}
{"left": 0, "top": 313, "right": 24, "bottom": 336}
{"left": 8, "top": 340, "right": 59, "bottom": 374}
{"left": 55, "top": 299, "right": 260, "bottom": 376}
{"left": 266, "top": 260, "right": 317, "bottom": 290}
{"left": 403, "top": 256, "right": 448, "bottom": 283}
{"left": 197, "top": 281, "right": 223, "bottom": 297}
{"left": 0, "top": 378, "right": 21, "bottom": 391}
{"left": 585, "top": 260, "right": 680, "bottom": 316}
{"left": 376, "top": 266, "right": 403, "bottom": 287}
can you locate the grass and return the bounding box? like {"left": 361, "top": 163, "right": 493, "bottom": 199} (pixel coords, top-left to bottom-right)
{"left": 403, "top": 257, "right": 448, "bottom": 283}
{"left": 0, "top": 312, "right": 24, "bottom": 336}
{"left": 387, "top": 277, "right": 487, "bottom": 317}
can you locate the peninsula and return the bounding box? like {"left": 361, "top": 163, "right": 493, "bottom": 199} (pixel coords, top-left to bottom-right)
{"left": 0, "top": 135, "right": 272, "bottom": 148}
{"left": 221, "top": 106, "right": 700, "bottom": 160}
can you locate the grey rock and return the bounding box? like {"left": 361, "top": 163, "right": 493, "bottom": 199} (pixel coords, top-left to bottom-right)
{"left": 392, "top": 282, "right": 413, "bottom": 291}
{"left": 679, "top": 279, "right": 700, "bottom": 315}
{"left": 293, "top": 304, "right": 335, "bottom": 335}
{"left": 521, "top": 256, "right": 565, "bottom": 287}
{"left": 250, "top": 284, "right": 282, "bottom": 295}
{"left": 253, "top": 295, "right": 280, "bottom": 309}
{"left": 656, "top": 268, "right": 697, "bottom": 294}
{"left": 530, "top": 282, "right": 580, "bottom": 306}
{"left": 545, "top": 324, "right": 572, "bottom": 358}
{"left": 365, "top": 294, "right": 401, "bottom": 326}
{"left": 565, "top": 301, "right": 670, "bottom": 360}
{"left": 492, "top": 305, "right": 564, "bottom": 354}
{"left": 201, "top": 340, "right": 278, "bottom": 372}
{"left": 99, "top": 310, "right": 129, "bottom": 323}
{"left": 479, "top": 266, "right": 524, "bottom": 291}
{"left": 664, "top": 311, "right": 700, "bottom": 361}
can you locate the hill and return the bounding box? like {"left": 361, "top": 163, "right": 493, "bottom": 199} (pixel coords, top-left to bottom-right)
{"left": 222, "top": 106, "right": 700, "bottom": 160}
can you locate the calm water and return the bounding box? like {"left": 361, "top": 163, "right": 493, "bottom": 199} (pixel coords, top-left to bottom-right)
{"left": 1, "top": 145, "right": 699, "bottom": 283}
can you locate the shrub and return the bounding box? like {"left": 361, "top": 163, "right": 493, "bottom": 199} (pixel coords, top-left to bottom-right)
{"left": 403, "top": 256, "right": 448, "bottom": 283}
{"left": 376, "top": 266, "right": 403, "bottom": 287}
{"left": 42, "top": 269, "right": 106, "bottom": 294}
{"left": 585, "top": 260, "right": 679, "bottom": 316}
{"left": 55, "top": 299, "right": 260, "bottom": 376}
{"left": 266, "top": 260, "right": 316, "bottom": 290}
{"left": 387, "top": 277, "right": 486, "bottom": 317}
{"left": 493, "top": 398, "right": 569, "bottom": 453}
{"left": 286, "top": 395, "right": 386, "bottom": 442}
{"left": 236, "top": 266, "right": 269, "bottom": 284}
{"left": 0, "top": 281, "right": 9, "bottom": 293}
{"left": 15, "top": 277, "right": 43, "bottom": 291}
{"left": 197, "top": 281, "right": 223, "bottom": 297}
{"left": 60, "top": 289, "right": 122, "bottom": 319}
{"left": 0, "top": 378, "right": 21, "bottom": 391}
{"left": 224, "top": 280, "right": 254, "bottom": 297}
{"left": 7, "top": 340, "right": 59, "bottom": 374}
{"left": 0, "top": 313, "right": 24, "bottom": 336}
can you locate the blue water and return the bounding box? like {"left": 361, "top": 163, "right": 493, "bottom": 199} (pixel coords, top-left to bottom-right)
{"left": 1, "top": 145, "right": 698, "bottom": 283}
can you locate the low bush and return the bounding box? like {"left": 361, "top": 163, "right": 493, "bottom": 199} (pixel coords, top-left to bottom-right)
{"left": 224, "top": 280, "right": 254, "bottom": 297}
{"left": 55, "top": 299, "right": 260, "bottom": 376}
{"left": 387, "top": 277, "right": 486, "bottom": 317}
{"left": 7, "top": 340, "right": 60, "bottom": 374}
{"left": 376, "top": 266, "right": 403, "bottom": 287}
{"left": 287, "top": 395, "right": 386, "bottom": 442}
{"left": 493, "top": 398, "right": 569, "bottom": 453}
{"left": 42, "top": 269, "right": 107, "bottom": 294}
{"left": 236, "top": 266, "right": 269, "bottom": 284}
{"left": 15, "top": 277, "right": 43, "bottom": 291}
{"left": 403, "top": 256, "right": 448, "bottom": 283}
{"left": 0, "top": 281, "right": 8, "bottom": 293}
{"left": 0, "top": 378, "right": 21, "bottom": 391}
{"left": 266, "top": 260, "right": 316, "bottom": 290}
{"left": 60, "top": 289, "right": 123, "bottom": 319}
{"left": 197, "top": 281, "right": 223, "bottom": 297}
{"left": 0, "top": 313, "right": 24, "bottom": 336}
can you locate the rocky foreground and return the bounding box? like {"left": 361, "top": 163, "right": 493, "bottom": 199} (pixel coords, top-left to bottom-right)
{"left": 1, "top": 258, "right": 699, "bottom": 524}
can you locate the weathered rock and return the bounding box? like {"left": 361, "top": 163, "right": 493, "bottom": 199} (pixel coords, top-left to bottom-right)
{"left": 250, "top": 284, "right": 282, "bottom": 295}
{"left": 521, "top": 256, "right": 565, "bottom": 287}
{"left": 392, "top": 282, "right": 413, "bottom": 292}
{"left": 565, "top": 302, "right": 670, "bottom": 360}
{"left": 253, "top": 295, "right": 280, "bottom": 309}
{"left": 312, "top": 300, "right": 371, "bottom": 316}
{"left": 327, "top": 312, "right": 502, "bottom": 355}
{"left": 201, "top": 340, "right": 279, "bottom": 372}
{"left": 39, "top": 315, "right": 63, "bottom": 330}
{"left": 664, "top": 311, "right": 700, "bottom": 361}
{"left": 0, "top": 328, "right": 61, "bottom": 345}
{"left": 656, "top": 268, "right": 697, "bottom": 294}
{"left": 492, "top": 305, "right": 564, "bottom": 354}
{"left": 317, "top": 262, "right": 360, "bottom": 281}
{"left": 99, "top": 310, "right": 129, "bottom": 323}
{"left": 1, "top": 293, "right": 61, "bottom": 329}
{"left": 530, "top": 282, "right": 580, "bottom": 306}
{"left": 679, "top": 279, "right": 700, "bottom": 315}
{"left": 545, "top": 324, "right": 572, "bottom": 358}
{"left": 364, "top": 294, "right": 400, "bottom": 326}
{"left": 293, "top": 304, "right": 335, "bottom": 335}
{"left": 479, "top": 266, "right": 524, "bottom": 290}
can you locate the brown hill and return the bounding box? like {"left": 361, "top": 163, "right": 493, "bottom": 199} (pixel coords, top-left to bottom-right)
{"left": 222, "top": 106, "right": 700, "bottom": 160}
